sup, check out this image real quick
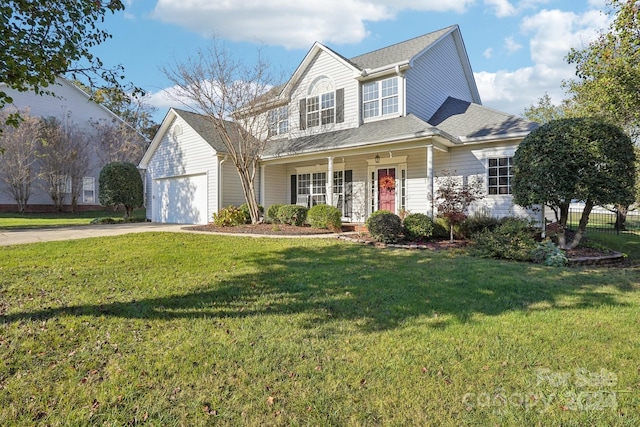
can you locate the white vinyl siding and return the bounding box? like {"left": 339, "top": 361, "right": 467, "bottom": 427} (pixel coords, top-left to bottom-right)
{"left": 406, "top": 33, "right": 476, "bottom": 121}
{"left": 145, "top": 116, "right": 218, "bottom": 222}
{"left": 289, "top": 50, "right": 359, "bottom": 137}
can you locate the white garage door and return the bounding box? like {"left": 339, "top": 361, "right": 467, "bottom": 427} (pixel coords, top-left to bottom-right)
{"left": 153, "top": 174, "right": 208, "bottom": 224}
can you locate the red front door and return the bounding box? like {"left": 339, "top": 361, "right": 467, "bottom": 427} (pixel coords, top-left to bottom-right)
{"left": 378, "top": 168, "right": 396, "bottom": 213}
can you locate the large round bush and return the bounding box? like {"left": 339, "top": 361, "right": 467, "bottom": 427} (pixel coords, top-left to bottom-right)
{"left": 402, "top": 213, "right": 434, "bottom": 241}
{"left": 266, "top": 204, "right": 283, "bottom": 223}
{"left": 277, "top": 204, "right": 308, "bottom": 226}
{"left": 366, "top": 211, "right": 402, "bottom": 243}
{"left": 307, "top": 204, "right": 342, "bottom": 231}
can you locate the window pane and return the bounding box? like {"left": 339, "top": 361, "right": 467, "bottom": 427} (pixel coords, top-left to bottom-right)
{"left": 381, "top": 77, "right": 398, "bottom": 97}
{"left": 298, "top": 174, "right": 310, "bottom": 195}
{"left": 382, "top": 96, "right": 398, "bottom": 115}
{"left": 321, "top": 92, "right": 334, "bottom": 109}
{"left": 363, "top": 82, "right": 378, "bottom": 101}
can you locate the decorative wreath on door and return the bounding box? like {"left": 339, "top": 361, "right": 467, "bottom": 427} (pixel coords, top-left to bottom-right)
{"left": 379, "top": 175, "right": 395, "bottom": 192}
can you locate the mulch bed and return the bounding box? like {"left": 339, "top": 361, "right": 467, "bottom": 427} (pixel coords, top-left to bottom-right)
{"left": 185, "top": 224, "right": 623, "bottom": 265}
{"left": 185, "top": 223, "right": 335, "bottom": 235}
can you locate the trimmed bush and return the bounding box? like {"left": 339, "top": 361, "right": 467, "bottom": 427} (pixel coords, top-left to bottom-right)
{"left": 471, "top": 217, "right": 539, "bottom": 261}
{"left": 402, "top": 213, "right": 434, "bottom": 241}
{"left": 212, "top": 205, "right": 247, "bottom": 227}
{"left": 266, "top": 204, "right": 283, "bottom": 224}
{"left": 531, "top": 240, "right": 568, "bottom": 267}
{"left": 366, "top": 211, "right": 403, "bottom": 243}
{"left": 432, "top": 217, "right": 450, "bottom": 239}
{"left": 458, "top": 212, "right": 501, "bottom": 239}
{"left": 239, "top": 203, "right": 264, "bottom": 224}
{"left": 307, "top": 204, "right": 342, "bottom": 231}
{"left": 277, "top": 204, "right": 308, "bottom": 226}
{"left": 98, "top": 162, "right": 144, "bottom": 218}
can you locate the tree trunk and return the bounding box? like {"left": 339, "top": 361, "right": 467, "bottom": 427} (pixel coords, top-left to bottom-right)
{"left": 556, "top": 203, "right": 570, "bottom": 249}
{"left": 614, "top": 204, "right": 628, "bottom": 232}
{"left": 236, "top": 163, "right": 262, "bottom": 224}
{"left": 568, "top": 199, "right": 594, "bottom": 250}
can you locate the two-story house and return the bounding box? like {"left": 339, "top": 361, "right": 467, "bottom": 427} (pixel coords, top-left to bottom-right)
{"left": 140, "top": 25, "right": 537, "bottom": 225}
{"left": 0, "top": 77, "right": 142, "bottom": 212}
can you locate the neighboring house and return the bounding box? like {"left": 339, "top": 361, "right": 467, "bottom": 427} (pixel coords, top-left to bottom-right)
{"left": 140, "top": 25, "right": 538, "bottom": 225}
{"left": 0, "top": 77, "right": 137, "bottom": 212}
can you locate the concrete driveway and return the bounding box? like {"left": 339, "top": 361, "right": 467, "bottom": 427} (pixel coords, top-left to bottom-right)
{"left": 0, "top": 223, "right": 190, "bottom": 246}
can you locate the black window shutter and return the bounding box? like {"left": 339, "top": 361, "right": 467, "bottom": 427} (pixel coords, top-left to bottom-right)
{"left": 290, "top": 174, "right": 297, "bottom": 204}
{"left": 336, "top": 88, "right": 344, "bottom": 123}
{"left": 299, "top": 99, "right": 307, "bottom": 130}
{"left": 344, "top": 169, "right": 352, "bottom": 218}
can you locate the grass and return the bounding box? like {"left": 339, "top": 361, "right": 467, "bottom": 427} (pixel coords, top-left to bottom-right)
{"left": 1, "top": 233, "right": 639, "bottom": 426}
{"left": 0, "top": 208, "right": 146, "bottom": 229}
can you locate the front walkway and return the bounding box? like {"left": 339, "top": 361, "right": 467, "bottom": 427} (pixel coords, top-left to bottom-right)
{"left": 0, "top": 223, "right": 346, "bottom": 246}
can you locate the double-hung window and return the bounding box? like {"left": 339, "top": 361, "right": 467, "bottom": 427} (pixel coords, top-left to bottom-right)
{"left": 268, "top": 106, "right": 289, "bottom": 136}
{"left": 487, "top": 157, "right": 513, "bottom": 195}
{"left": 297, "top": 172, "right": 327, "bottom": 206}
{"left": 363, "top": 76, "right": 398, "bottom": 119}
{"left": 83, "top": 177, "right": 95, "bottom": 203}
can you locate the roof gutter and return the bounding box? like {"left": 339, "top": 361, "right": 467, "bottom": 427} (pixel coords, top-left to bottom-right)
{"left": 356, "top": 61, "right": 411, "bottom": 80}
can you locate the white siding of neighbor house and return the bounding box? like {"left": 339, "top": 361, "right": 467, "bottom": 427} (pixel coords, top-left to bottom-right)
{"left": 145, "top": 116, "right": 218, "bottom": 222}
{"left": 0, "top": 78, "right": 122, "bottom": 207}
{"left": 406, "top": 33, "right": 476, "bottom": 122}
{"left": 288, "top": 49, "right": 360, "bottom": 139}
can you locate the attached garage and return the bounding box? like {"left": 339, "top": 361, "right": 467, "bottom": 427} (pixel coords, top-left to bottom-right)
{"left": 152, "top": 174, "right": 208, "bottom": 224}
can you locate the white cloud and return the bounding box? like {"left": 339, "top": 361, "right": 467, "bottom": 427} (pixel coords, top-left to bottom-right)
{"left": 483, "top": 47, "right": 494, "bottom": 59}
{"left": 150, "top": 0, "right": 474, "bottom": 49}
{"left": 504, "top": 36, "right": 522, "bottom": 54}
{"left": 475, "top": 7, "right": 609, "bottom": 115}
{"left": 484, "top": 0, "right": 516, "bottom": 17}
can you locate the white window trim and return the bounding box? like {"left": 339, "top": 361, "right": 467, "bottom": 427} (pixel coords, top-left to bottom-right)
{"left": 83, "top": 176, "right": 96, "bottom": 203}
{"left": 362, "top": 76, "right": 401, "bottom": 122}
{"left": 480, "top": 149, "right": 516, "bottom": 197}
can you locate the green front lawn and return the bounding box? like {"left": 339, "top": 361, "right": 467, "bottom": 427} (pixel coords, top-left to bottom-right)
{"left": 0, "top": 208, "right": 146, "bottom": 229}
{"left": 1, "top": 233, "right": 638, "bottom": 425}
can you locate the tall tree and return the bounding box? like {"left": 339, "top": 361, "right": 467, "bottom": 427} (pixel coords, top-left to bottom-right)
{"left": 162, "top": 38, "right": 279, "bottom": 224}
{"left": 91, "top": 118, "right": 147, "bottom": 165}
{"left": 98, "top": 162, "right": 143, "bottom": 218}
{"left": 0, "top": 1, "right": 128, "bottom": 129}
{"left": 522, "top": 93, "right": 569, "bottom": 125}
{"left": 0, "top": 110, "right": 40, "bottom": 212}
{"left": 513, "top": 118, "right": 636, "bottom": 249}
{"left": 565, "top": 0, "right": 640, "bottom": 138}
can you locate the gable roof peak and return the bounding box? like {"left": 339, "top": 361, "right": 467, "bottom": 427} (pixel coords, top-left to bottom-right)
{"left": 349, "top": 25, "right": 458, "bottom": 71}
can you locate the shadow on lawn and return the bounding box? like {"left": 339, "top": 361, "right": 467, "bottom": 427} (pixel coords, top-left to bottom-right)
{"left": 1, "top": 242, "right": 638, "bottom": 332}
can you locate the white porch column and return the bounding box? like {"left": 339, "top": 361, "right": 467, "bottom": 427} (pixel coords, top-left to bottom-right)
{"left": 426, "top": 145, "right": 434, "bottom": 218}
{"left": 259, "top": 164, "right": 266, "bottom": 205}
{"left": 326, "top": 156, "right": 334, "bottom": 206}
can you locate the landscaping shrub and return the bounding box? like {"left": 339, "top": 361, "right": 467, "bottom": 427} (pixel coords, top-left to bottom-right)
{"left": 402, "top": 212, "right": 434, "bottom": 241}
{"left": 98, "top": 162, "right": 144, "bottom": 218}
{"left": 531, "top": 240, "right": 568, "bottom": 267}
{"left": 277, "top": 204, "right": 308, "bottom": 226}
{"left": 307, "top": 204, "right": 342, "bottom": 231}
{"left": 432, "top": 217, "right": 450, "bottom": 239}
{"left": 366, "top": 211, "right": 403, "bottom": 243}
{"left": 266, "top": 204, "right": 283, "bottom": 223}
{"left": 471, "top": 217, "right": 539, "bottom": 261}
{"left": 90, "top": 217, "right": 117, "bottom": 224}
{"left": 458, "top": 212, "right": 501, "bottom": 238}
{"left": 212, "top": 205, "right": 247, "bottom": 227}
{"left": 240, "top": 203, "right": 264, "bottom": 224}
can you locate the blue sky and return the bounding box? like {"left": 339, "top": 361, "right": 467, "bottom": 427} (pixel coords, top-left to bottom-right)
{"left": 91, "top": 0, "right": 611, "bottom": 123}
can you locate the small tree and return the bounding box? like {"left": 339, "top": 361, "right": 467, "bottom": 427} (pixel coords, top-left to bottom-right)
{"left": 513, "top": 118, "right": 636, "bottom": 249}
{"left": 98, "top": 162, "right": 143, "bottom": 218}
{"left": 0, "top": 110, "right": 40, "bottom": 212}
{"left": 435, "top": 172, "right": 484, "bottom": 242}
{"left": 162, "top": 37, "right": 279, "bottom": 224}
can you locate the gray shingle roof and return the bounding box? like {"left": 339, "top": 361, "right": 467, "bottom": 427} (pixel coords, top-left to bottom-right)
{"left": 173, "top": 108, "right": 240, "bottom": 153}
{"left": 428, "top": 97, "right": 538, "bottom": 139}
{"left": 263, "top": 114, "right": 438, "bottom": 157}
{"left": 349, "top": 26, "right": 456, "bottom": 70}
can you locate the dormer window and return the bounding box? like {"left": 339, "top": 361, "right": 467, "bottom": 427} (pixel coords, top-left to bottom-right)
{"left": 268, "top": 106, "right": 289, "bottom": 136}
{"left": 299, "top": 76, "right": 344, "bottom": 130}
{"left": 363, "top": 76, "right": 399, "bottom": 119}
